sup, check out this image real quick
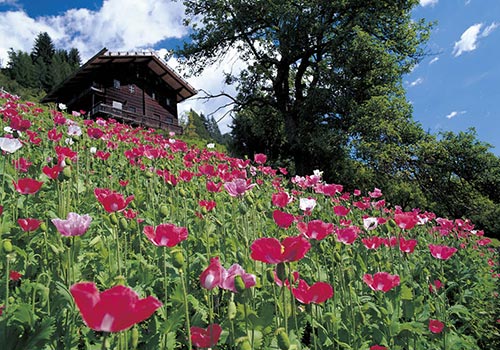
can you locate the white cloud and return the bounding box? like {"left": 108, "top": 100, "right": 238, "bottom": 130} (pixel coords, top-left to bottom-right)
{"left": 481, "top": 22, "right": 499, "bottom": 37}
{"left": 445, "top": 110, "right": 466, "bottom": 119}
{"left": 429, "top": 57, "right": 439, "bottom": 65}
{"left": 452, "top": 23, "right": 482, "bottom": 57}
{"left": 0, "top": 0, "right": 188, "bottom": 65}
{"left": 420, "top": 0, "right": 438, "bottom": 7}
{"left": 409, "top": 77, "right": 424, "bottom": 87}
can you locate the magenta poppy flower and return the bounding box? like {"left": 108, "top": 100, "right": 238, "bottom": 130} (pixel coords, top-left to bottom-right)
{"left": 333, "top": 205, "right": 350, "bottom": 217}
{"left": 250, "top": 236, "right": 311, "bottom": 264}
{"left": 94, "top": 188, "right": 134, "bottom": 213}
{"left": 13, "top": 157, "right": 32, "bottom": 173}
{"left": 200, "top": 257, "right": 224, "bottom": 290}
{"left": 273, "top": 210, "right": 296, "bottom": 228}
{"left": 429, "top": 244, "right": 458, "bottom": 260}
{"left": 143, "top": 223, "right": 188, "bottom": 247}
{"left": 18, "top": 218, "right": 42, "bottom": 232}
{"left": 363, "top": 272, "right": 400, "bottom": 292}
{"left": 13, "top": 178, "right": 43, "bottom": 195}
{"left": 191, "top": 323, "right": 222, "bottom": 348}
{"left": 399, "top": 237, "right": 418, "bottom": 253}
{"left": 223, "top": 178, "right": 256, "bottom": 197}
{"left": 272, "top": 191, "right": 292, "bottom": 208}
{"left": 429, "top": 319, "right": 444, "bottom": 334}
{"left": 70, "top": 282, "right": 162, "bottom": 332}
{"left": 335, "top": 226, "right": 359, "bottom": 245}
{"left": 220, "top": 264, "right": 256, "bottom": 293}
{"left": 206, "top": 180, "right": 222, "bottom": 192}
{"left": 254, "top": 153, "right": 267, "bottom": 164}
{"left": 394, "top": 212, "right": 419, "bottom": 230}
{"left": 297, "top": 220, "right": 334, "bottom": 240}
{"left": 52, "top": 212, "right": 92, "bottom": 237}
{"left": 370, "top": 345, "right": 388, "bottom": 350}
{"left": 362, "top": 236, "right": 384, "bottom": 250}
{"left": 429, "top": 279, "right": 443, "bottom": 293}
{"left": 292, "top": 279, "right": 334, "bottom": 304}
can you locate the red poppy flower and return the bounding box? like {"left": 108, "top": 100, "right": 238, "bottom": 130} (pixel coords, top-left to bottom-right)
{"left": 399, "top": 237, "right": 418, "bottom": 253}
{"left": 273, "top": 210, "right": 296, "bottom": 229}
{"left": 292, "top": 279, "right": 333, "bottom": 304}
{"left": 429, "top": 279, "right": 443, "bottom": 293}
{"left": 199, "top": 200, "right": 216, "bottom": 212}
{"left": 297, "top": 220, "right": 334, "bottom": 240}
{"left": 199, "top": 257, "right": 224, "bottom": 290}
{"left": 94, "top": 188, "right": 134, "bottom": 213}
{"left": 43, "top": 165, "right": 63, "bottom": 180}
{"left": 206, "top": 180, "right": 222, "bottom": 192}
{"left": 47, "top": 128, "right": 63, "bottom": 141}
{"left": 13, "top": 157, "right": 32, "bottom": 173}
{"left": 191, "top": 324, "right": 222, "bottom": 348}
{"left": 13, "top": 178, "right": 43, "bottom": 194}
{"left": 362, "top": 236, "right": 384, "bottom": 250}
{"left": 429, "top": 244, "right": 458, "bottom": 260}
{"left": 253, "top": 153, "right": 267, "bottom": 164}
{"left": 394, "top": 212, "right": 419, "bottom": 230}
{"left": 250, "top": 236, "right": 311, "bottom": 264}
{"left": 370, "top": 345, "right": 388, "bottom": 350}
{"left": 429, "top": 319, "right": 444, "bottom": 334}
{"left": 363, "top": 272, "right": 400, "bottom": 292}
{"left": 70, "top": 282, "right": 162, "bottom": 332}
{"left": 143, "top": 223, "right": 188, "bottom": 247}
{"left": 18, "top": 218, "right": 42, "bottom": 232}
{"left": 87, "top": 127, "right": 104, "bottom": 139}
{"left": 9, "top": 270, "right": 23, "bottom": 281}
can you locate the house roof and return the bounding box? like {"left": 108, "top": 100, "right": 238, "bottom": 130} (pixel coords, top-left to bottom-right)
{"left": 41, "top": 48, "right": 197, "bottom": 103}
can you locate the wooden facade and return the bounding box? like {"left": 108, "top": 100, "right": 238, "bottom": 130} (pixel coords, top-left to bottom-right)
{"left": 41, "top": 48, "right": 197, "bottom": 134}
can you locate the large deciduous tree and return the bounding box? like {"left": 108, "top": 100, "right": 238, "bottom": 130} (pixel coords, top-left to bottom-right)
{"left": 178, "top": 0, "right": 431, "bottom": 176}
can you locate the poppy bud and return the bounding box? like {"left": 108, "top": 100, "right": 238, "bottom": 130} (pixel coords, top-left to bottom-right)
{"left": 131, "top": 326, "right": 139, "bottom": 349}
{"left": 160, "top": 205, "right": 169, "bottom": 217}
{"left": 179, "top": 188, "right": 187, "bottom": 197}
{"left": 266, "top": 269, "right": 275, "bottom": 284}
{"left": 145, "top": 171, "right": 154, "bottom": 178}
{"left": 227, "top": 300, "right": 237, "bottom": 320}
{"left": 62, "top": 166, "right": 72, "bottom": 179}
{"left": 40, "top": 222, "right": 47, "bottom": 232}
{"left": 3, "top": 239, "right": 13, "bottom": 253}
{"left": 276, "top": 262, "right": 286, "bottom": 282}
{"left": 238, "top": 338, "right": 252, "bottom": 350}
{"left": 119, "top": 217, "right": 128, "bottom": 230}
{"left": 172, "top": 250, "right": 185, "bottom": 269}
{"left": 109, "top": 213, "right": 118, "bottom": 225}
{"left": 114, "top": 275, "right": 126, "bottom": 286}
{"left": 238, "top": 202, "right": 248, "bottom": 215}
{"left": 234, "top": 275, "right": 247, "bottom": 293}
{"left": 276, "top": 328, "right": 290, "bottom": 350}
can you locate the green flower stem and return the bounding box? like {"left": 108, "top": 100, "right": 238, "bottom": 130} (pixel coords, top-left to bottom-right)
{"left": 312, "top": 304, "right": 318, "bottom": 350}
{"left": 5, "top": 254, "right": 10, "bottom": 312}
{"left": 101, "top": 332, "right": 108, "bottom": 350}
{"left": 179, "top": 268, "right": 192, "bottom": 350}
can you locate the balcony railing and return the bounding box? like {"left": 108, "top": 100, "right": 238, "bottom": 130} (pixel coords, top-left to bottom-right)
{"left": 89, "top": 102, "right": 183, "bottom": 134}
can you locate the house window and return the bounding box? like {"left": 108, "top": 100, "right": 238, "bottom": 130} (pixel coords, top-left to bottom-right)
{"left": 128, "top": 106, "right": 136, "bottom": 113}
{"left": 151, "top": 92, "right": 156, "bottom": 100}
{"left": 112, "top": 101, "right": 122, "bottom": 110}
{"left": 165, "top": 97, "right": 172, "bottom": 106}
{"left": 129, "top": 85, "right": 135, "bottom": 94}
{"left": 113, "top": 79, "right": 121, "bottom": 89}
{"left": 166, "top": 117, "right": 173, "bottom": 124}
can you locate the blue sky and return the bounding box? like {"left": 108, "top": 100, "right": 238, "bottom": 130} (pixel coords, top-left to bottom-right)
{"left": 0, "top": 0, "right": 499, "bottom": 155}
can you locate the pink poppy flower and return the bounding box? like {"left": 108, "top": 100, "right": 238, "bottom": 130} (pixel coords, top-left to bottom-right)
{"left": 368, "top": 188, "right": 383, "bottom": 198}
{"left": 370, "top": 345, "right": 388, "bottom": 350}
{"left": 200, "top": 257, "right": 224, "bottom": 290}
{"left": 273, "top": 210, "right": 296, "bottom": 228}
{"left": 143, "top": 223, "right": 188, "bottom": 247}
{"left": 94, "top": 188, "right": 134, "bottom": 213}
{"left": 250, "top": 236, "right": 311, "bottom": 264}
{"left": 43, "top": 165, "right": 63, "bottom": 180}
{"left": 399, "top": 237, "right": 418, "bottom": 253}
{"left": 297, "top": 220, "right": 334, "bottom": 240}
{"left": 429, "top": 279, "right": 443, "bottom": 293}
{"left": 206, "top": 180, "right": 222, "bottom": 192}
{"left": 292, "top": 279, "right": 334, "bottom": 304}
{"left": 335, "top": 226, "right": 359, "bottom": 245}
{"left": 223, "top": 178, "right": 256, "bottom": 197}
{"left": 191, "top": 324, "right": 222, "bottom": 348}
{"left": 429, "top": 319, "right": 444, "bottom": 334}
{"left": 52, "top": 212, "right": 92, "bottom": 237}
{"left": 363, "top": 272, "right": 400, "bottom": 292}
{"left": 70, "top": 282, "right": 162, "bottom": 332}
{"left": 13, "top": 157, "right": 32, "bottom": 173}
{"left": 429, "top": 244, "right": 458, "bottom": 260}
{"left": 362, "top": 236, "right": 384, "bottom": 250}
{"left": 12, "top": 178, "right": 43, "bottom": 195}
{"left": 220, "top": 264, "right": 256, "bottom": 293}
{"left": 18, "top": 218, "right": 42, "bottom": 232}
{"left": 272, "top": 191, "right": 293, "bottom": 208}
{"left": 394, "top": 212, "right": 419, "bottom": 230}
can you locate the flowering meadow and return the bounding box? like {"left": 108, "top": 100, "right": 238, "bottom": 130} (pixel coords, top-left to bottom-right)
{"left": 0, "top": 91, "right": 499, "bottom": 350}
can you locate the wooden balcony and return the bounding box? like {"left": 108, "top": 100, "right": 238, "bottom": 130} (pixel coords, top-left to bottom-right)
{"left": 89, "top": 102, "right": 183, "bottom": 134}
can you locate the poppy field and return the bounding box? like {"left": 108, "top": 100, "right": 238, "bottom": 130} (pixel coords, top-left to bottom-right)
{"left": 0, "top": 91, "right": 499, "bottom": 349}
